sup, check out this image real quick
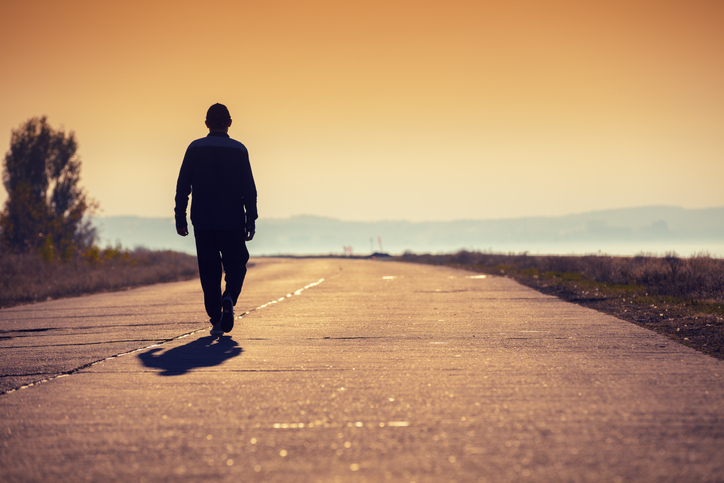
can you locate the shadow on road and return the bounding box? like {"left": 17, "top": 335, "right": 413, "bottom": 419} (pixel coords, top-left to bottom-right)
{"left": 138, "top": 336, "right": 242, "bottom": 376}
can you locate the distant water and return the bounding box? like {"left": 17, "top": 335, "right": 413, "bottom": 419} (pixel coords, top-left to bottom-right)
{"left": 435, "top": 241, "right": 724, "bottom": 258}
{"left": 94, "top": 209, "right": 724, "bottom": 259}
{"left": 249, "top": 241, "right": 724, "bottom": 258}
{"left": 245, "top": 240, "right": 724, "bottom": 258}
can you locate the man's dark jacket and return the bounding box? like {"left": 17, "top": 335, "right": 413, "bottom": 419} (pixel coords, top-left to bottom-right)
{"left": 174, "top": 132, "right": 257, "bottom": 231}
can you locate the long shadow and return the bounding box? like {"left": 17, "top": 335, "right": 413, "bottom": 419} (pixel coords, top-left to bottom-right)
{"left": 138, "top": 335, "right": 242, "bottom": 376}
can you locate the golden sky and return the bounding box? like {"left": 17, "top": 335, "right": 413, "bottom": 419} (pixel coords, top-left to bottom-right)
{"left": 1, "top": 0, "right": 723, "bottom": 221}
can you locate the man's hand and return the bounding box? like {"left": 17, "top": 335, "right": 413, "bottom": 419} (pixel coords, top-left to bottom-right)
{"left": 245, "top": 221, "right": 255, "bottom": 241}
{"left": 176, "top": 225, "right": 189, "bottom": 237}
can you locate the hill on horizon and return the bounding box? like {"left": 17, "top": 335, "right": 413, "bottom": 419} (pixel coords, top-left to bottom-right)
{"left": 94, "top": 205, "right": 724, "bottom": 258}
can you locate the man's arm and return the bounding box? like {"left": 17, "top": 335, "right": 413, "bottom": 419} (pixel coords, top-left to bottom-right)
{"left": 174, "top": 149, "right": 192, "bottom": 237}
{"left": 240, "top": 147, "right": 258, "bottom": 241}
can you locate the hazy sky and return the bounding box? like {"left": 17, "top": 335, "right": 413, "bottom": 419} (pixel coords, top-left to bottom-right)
{"left": 1, "top": 0, "right": 723, "bottom": 222}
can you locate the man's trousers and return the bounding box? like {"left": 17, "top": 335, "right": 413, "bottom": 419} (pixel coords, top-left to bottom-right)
{"left": 193, "top": 227, "right": 250, "bottom": 321}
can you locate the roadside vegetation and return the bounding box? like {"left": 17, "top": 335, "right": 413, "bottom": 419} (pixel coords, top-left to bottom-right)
{"left": 0, "top": 117, "right": 198, "bottom": 309}
{"left": 0, "top": 246, "right": 198, "bottom": 308}
{"left": 398, "top": 250, "right": 724, "bottom": 360}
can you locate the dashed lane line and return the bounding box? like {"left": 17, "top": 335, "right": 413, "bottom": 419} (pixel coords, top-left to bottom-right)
{"left": 1, "top": 277, "right": 329, "bottom": 396}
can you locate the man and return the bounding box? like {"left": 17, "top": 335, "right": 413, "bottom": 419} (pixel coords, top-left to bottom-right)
{"left": 174, "top": 103, "right": 257, "bottom": 336}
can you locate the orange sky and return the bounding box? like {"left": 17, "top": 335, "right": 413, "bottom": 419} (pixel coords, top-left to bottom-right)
{"left": 1, "top": 0, "right": 723, "bottom": 222}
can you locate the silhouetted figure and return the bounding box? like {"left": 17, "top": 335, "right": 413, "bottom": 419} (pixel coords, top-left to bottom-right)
{"left": 174, "top": 103, "right": 258, "bottom": 335}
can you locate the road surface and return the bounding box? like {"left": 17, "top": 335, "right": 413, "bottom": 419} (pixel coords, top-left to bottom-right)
{"left": 1, "top": 257, "right": 723, "bottom": 482}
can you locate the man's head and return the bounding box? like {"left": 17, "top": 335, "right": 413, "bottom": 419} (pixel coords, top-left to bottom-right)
{"left": 205, "top": 103, "right": 232, "bottom": 132}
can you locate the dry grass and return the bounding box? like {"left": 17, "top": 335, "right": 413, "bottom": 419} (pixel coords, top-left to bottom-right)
{"left": 0, "top": 248, "right": 198, "bottom": 308}
{"left": 403, "top": 250, "right": 724, "bottom": 302}
{"left": 398, "top": 250, "right": 724, "bottom": 359}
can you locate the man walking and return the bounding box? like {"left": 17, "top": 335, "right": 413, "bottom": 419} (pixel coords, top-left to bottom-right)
{"left": 174, "top": 103, "right": 257, "bottom": 335}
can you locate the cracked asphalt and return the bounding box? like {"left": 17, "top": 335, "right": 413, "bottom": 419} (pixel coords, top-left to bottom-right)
{"left": 1, "top": 258, "right": 723, "bottom": 482}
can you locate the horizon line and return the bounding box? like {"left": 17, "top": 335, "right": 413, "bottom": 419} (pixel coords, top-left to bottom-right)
{"left": 94, "top": 204, "right": 724, "bottom": 224}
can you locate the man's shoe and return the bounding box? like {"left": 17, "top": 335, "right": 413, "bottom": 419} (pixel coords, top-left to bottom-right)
{"left": 209, "top": 316, "right": 224, "bottom": 336}
{"left": 220, "top": 296, "right": 234, "bottom": 333}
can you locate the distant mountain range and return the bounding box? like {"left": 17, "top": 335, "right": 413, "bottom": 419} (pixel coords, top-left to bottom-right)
{"left": 94, "top": 206, "right": 724, "bottom": 257}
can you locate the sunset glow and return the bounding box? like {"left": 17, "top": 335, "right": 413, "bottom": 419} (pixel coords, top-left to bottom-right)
{"left": 1, "top": 0, "right": 723, "bottom": 221}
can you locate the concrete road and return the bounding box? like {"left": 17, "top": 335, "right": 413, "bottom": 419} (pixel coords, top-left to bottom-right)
{"left": 1, "top": 258, "right": 722, "bottom": 482}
